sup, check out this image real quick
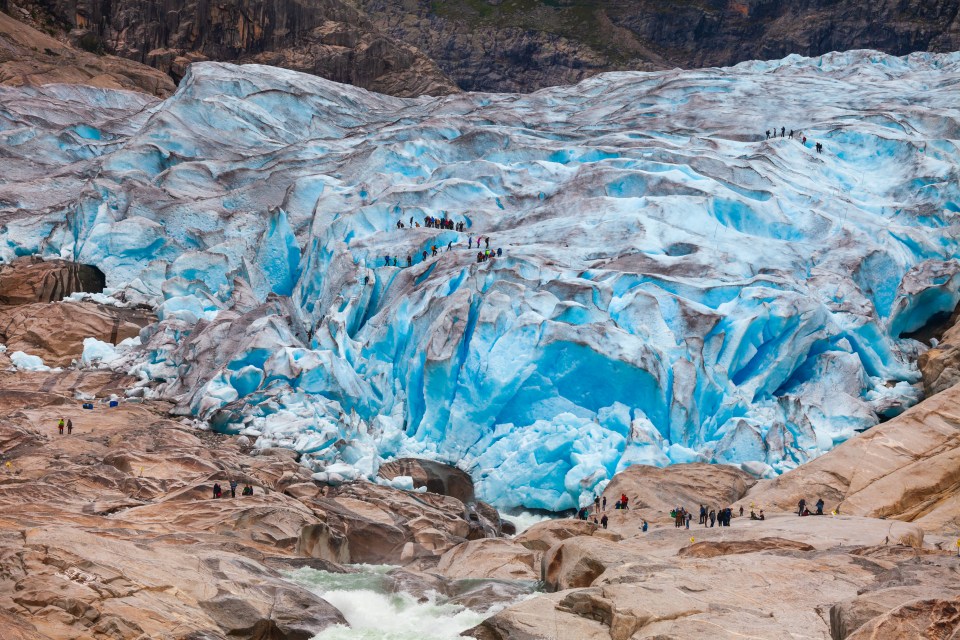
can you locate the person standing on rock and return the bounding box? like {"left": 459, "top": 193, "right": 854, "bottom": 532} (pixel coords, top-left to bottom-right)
{"left": 57, "top": 419, "right": 65, "bottom": 435}
{"left": 600, "top": 514, "right": 608, "bottom": 529}
{"left": 620, "top": 493, "right": 629, "bottom": 510}
{"left": 816, "top": 498, "right": 824, "bottom": 515}
{"left": 699, "top": 504, "right": 706, "bottom": 525}
{"left": 709, "top": 509, "right": 716, "bottom": 527}
{"left": 229, "top": 480, "right": 238, "bottom": 498}
{"left": 739, "top": 505, "right": 744, "bottom": 517}
{"left": 798, "top": 498, "right": 806, "bottom": 516}
{"left": 66, "top": 419, "right": 73, "bottom": 435}
{"left": 213, "top": 483, "right": 222, "bottom": 499}
{"left": 685, "top": 512, "right": 692, "bottom": 529}
{"left": 594, "top": 496, "right": 601, "bottom": 514}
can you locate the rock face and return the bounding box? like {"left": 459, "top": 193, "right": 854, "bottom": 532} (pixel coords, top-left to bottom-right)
{"left": 919, "top": 309, "right": 960, "bottom": 396}
{"left": 378, "top": 457, "right": 476, "bottom": 504}
{"left": 739, "top": 380, "right": 960, "bottom": 536}
{"left": 0, "top": 301, "right": 153, "bottom": 366}
{"left": 355, "top": 0, "right": 960, "bottom": 91}
{"left": 5, "top": 0, "right": 457, "bottom": 97}
{"left": 0, "top": 10, "right": 175, "bottom": 97}
{"left": 0, "top": 257, "right": 105, "bottom": 305}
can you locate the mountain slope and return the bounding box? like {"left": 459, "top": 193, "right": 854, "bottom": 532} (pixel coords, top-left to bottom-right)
{"left": 352, "top": 0, "right": 960, "bottom": 91}
{"left": 3, "top": 0, "right": 458, "bottom": 97}
{"left": 0, "top": 10, "right": 174, "bottom": 96}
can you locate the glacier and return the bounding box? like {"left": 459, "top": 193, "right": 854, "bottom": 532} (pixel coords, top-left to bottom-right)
{"left": 2, "top": 51, "right": 960, "bottom": 511}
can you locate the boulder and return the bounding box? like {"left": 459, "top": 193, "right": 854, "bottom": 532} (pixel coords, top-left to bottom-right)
{"left": 436, "top": 538, "right": 539, "bottom": 581}
{"left": 602, "top": 463, "right": 756, "bottom": 522}
{"left": 515, "top": 519, "right": 598, "bottom": 552}
{"left": 0, "top": 257, "right": 105, "bottom": 305}
{"left": 378, "top": 457, "right": 475, "bottom": 503}
{"left": 542, "top": 536, "right": 634, "bottom": 592}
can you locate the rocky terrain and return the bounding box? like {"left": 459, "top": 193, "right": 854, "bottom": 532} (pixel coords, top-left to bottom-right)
{"left": 355, "top": 0, "right": 960, "bottom": 91}
{"left": 0, "top": 8, "right": 174, "bottom": 96}
{"left": 1, "top": 0, "right": 457, "bottom": 97}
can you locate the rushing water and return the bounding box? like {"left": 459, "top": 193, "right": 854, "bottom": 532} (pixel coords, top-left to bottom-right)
{"left": 286, "top": 565, "right": 494, "bottom": 640}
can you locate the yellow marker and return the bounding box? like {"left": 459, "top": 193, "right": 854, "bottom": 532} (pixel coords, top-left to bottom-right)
{"left": 690, "top": 537, "right": 695, "bottom": 543}
{"left": 831, "top": 510, "right": 837, "bottom": 516}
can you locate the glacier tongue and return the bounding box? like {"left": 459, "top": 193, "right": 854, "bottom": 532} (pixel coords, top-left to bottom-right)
{"left": 2, "top": 51, "right": 960, "bottom": 510}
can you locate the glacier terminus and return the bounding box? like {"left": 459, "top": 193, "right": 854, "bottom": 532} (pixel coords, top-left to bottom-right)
{"left": 2, "top": 50, "right": 959, "bottom": 512}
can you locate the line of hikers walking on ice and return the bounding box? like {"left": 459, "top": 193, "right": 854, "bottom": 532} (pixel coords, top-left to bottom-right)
{"left": 765, "top": 126, "right": 825, "bottom": 154}
{"left": 576, "top": 492, "right": 834, "bottom": 531}
{"left": 384, "top": 213, "right": 503, "bottom": 268}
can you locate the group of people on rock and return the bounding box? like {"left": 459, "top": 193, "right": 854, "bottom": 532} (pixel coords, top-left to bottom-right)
{"left": 383, "top": 214, "right": 506, "bottom": 268}
{"left": 56, "top": 418, "right": 73, "bottom": 435}
{"left": 764, "top": 126, "right": 825, "bottom": 154}
{"left": 694, "top": 504, "right": 740, "bottom": 527}
{"left": 212, "top": 481, "right": 254, "bottom": 499}
{"left": 797, "top": 497, "right": 827, "bottom": 516}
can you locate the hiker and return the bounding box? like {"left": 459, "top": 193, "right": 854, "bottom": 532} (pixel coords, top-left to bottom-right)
{"left": 641, "top": 520, "right": 648, "bottom": 532}
{"left": 66, "top": 419, "right": 73, "bottom": 435}
{"left": 485, "top": 237, "right": 490, "bottom": 249}
{"left": 229, "top": 480, "right": 238, "bottom": 498}
{"left": 407, "top": 255, "right": 412, "bottom": 267}
{"left": 621, "top": 494, "right": 629, "bottom": 510}
{"left": 477, "top": 251, "right": 483, "bottom": 263}
{"left": 781, "top": 126, "right": 785, "bottom": 137}
{"left": 759, "top": 510, "right": 765, "bottom": 520}
{"left": 594, "top": 496, "right": 601, "bottom": 513}
{"left": 699, "top": 504, "right": 706, "bottom": 525}
{"left": 422, "top": 250, "right": 427, "bottom": 262}
{"left": 802, "top": 136, "right": 807, "bottom": 145}
{"left": 468, "top": 237, "right": 473, "bottom": 249}
{"left": 392, "top": 256, "right": 398, "bottom": 267}
{"left": 751, "top": 510, "right": 759, "bottom": 520}
{"left": 213, "top": 483, "right": 222, "bottom": 499}
{"left": 57, "top": 419, "right": 64, "bottom": 435}
{"left": 409, "top": 216, "right": 414, "bottom": 227}
{"left": 765, "top": 130, "right": 770, "bottom": 139}
{"left": 798, "top": 498, "right": 806, "bottom": 516}
{"left": 789, "top": 129, "right": 794, "bottom": 139}
{"left": 739, "top": 505, "right": 744, "bottom": 517}
{"left": 447, "top": 241, "right": 453, "bottom": 252}
{"left": 602, "top": 496, "right": 607, "bottom": 511}
{"left": 431, "top": 245, "right": 438, "bottom": 257}
{"left": 497, "top": 247, "right": 502, "bottom": 257}
{"left": 685, "top": 512, "right": 692, "bottom": 529}
{"left": 242, "top": 484, "right": 253, "bottom": 496}
{"left": 815, "top": 498, "right": 824, "bottom": 515}
{"left": 600, "top": 514, "right": 609, "bottom": 529}
{"left": 709, "top": 509, "right": 716, "bottom": 527}
{"left": 396, "top": 220, "right": 403, "bottom": 229}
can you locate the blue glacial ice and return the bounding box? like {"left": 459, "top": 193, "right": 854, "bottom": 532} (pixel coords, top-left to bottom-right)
{"left": 2, "top": 51, "right": 960, "bottom": 511}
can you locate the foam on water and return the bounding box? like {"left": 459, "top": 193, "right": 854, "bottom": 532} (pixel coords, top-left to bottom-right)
{"left": 286, "top": 565, "right": 488, "bottom": 640}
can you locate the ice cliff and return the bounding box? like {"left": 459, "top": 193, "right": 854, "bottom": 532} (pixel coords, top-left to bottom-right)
{"left": 2, "top": 51, "right": 959, "bottom": 511}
